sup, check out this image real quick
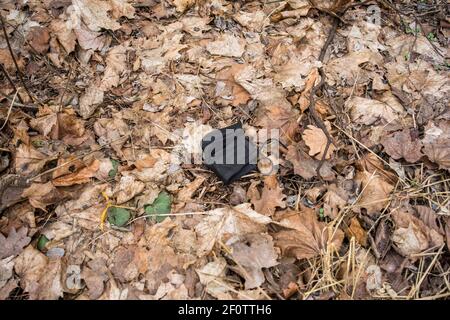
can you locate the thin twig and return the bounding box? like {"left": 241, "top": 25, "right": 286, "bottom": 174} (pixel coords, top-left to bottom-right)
{"left": 1, "top": 93, "right": 38, "bottom": 110}
{"left": 0, "top": 13, "right": 36, "bottom": 103}
{"left": 0, "top": 62, "right": 24, "bottom": 103}
{"left": 308, "top": 16, "right": 340, "bottom": 178}
{"left": 0, "top": 89, "right": 17, "bottom": 130}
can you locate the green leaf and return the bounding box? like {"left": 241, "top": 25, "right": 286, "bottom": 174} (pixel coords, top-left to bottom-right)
{"left": 107, "top": 207, "right": 131, "bottom": 227}
{"left": 108, "top": 159, "right": 119, "bottom": 178}
{"left": 37, "top": 234, "right": 49, "bottom": 251}
{"left": 319, "top": 207, "right": 324, "bottom": 219}
{"left": 144, "top": 191, "right": 171, "bottom": 223}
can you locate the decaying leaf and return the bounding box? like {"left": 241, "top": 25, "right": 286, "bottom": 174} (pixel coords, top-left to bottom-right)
{"left": 421, "top": 120, "right": 450, "bottom": 170}
{"left": 381, "top": 129, "right": 423, "bottom": 163}
{"left": 354, "top": 170, "right": 394, "bottom": 216}
{"left": 0, "top": 227, "right": 31, "bottom": 259}
{"left": 52, "top": 159, "right": 100, "bottom": 187}
{"left": 272, "top": 207, "right": 344, "bottom": 260}
{"left": 250, "top": 175, "right": 286, "bottom": 216}
{"left": 206, "top": 34, "right": 246, "bottom": 58}
{"left": 230, "top": 234, "right": 278, "bottom": 289}
{"left": 286, "top": 145, "right": 335, "bottom": 181}
{"left": 391, "top": 208, "right": 444, "bottom": 258}
{"left": 348, "top": 97, "right": 405, "bottom": 126}
{"left": 194, "top": 203, "right": 272, "bottom": 257}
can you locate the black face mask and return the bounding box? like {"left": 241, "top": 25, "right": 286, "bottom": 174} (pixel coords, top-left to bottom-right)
{"left": 201, "top": 122, "right": 257, "bottom": 185}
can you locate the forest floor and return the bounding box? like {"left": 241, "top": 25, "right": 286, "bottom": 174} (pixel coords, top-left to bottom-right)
{"left": 0, "top": 0, "right": 449, "bottom": 300}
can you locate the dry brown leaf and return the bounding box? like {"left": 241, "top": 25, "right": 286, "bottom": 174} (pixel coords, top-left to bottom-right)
{"left": 206, "top": 34, "right": 245, "bottom": 58}
{"left": 286, "top": 145, "right": 335, "bottom": 181}
{"left": 422, "top": 120, "right": 450, "bottom": 170}
{"left": 323, "top": 184, "right": 348, "bottom": 219}
{"left": 195, "top": 258, "right": 230, "bottom": 299}
{"left": 34, "top": 258, "right": 64, "bottom": 300}
{"left": 111, "top": 245, "right": 149, "bottom": 282}
{"left": 193, "top": 203, "right": 272, "bottom": 257}
{"left": 0, "top": 227, "right": 31, "bottom": 259}
{"left": 22, "top": 182, "right": 67, "bottom": 210}
{"left": 230, "top": 234, "right": 278, "bottom": 289}
{"left": 354, "top": 170, "right": 394, "bottom": 216}
{"left": 50, "top": 19, "right": 77, "bottom": 54}
{"left": 114, "top": 173, "right": 145, "bottom": 204}
{"left": 381, "top": 129, "right": 423, "bottom": 163}
{"left": 234, "top": 11, "right": 266, "bottom": 31}
{"left": 215, "top": 64, "right": 251, "bottom": 106}
{"left": 250, "top": 175, "right": 286, "bottom": 216}
{"left": 298, "top": 68, "right": 319, "bottom": 112}
{"left": 55, "top": 184, "right": 107, "bottom": 230}
{"left": 72, "top": 0, "right": 124, "bottom": 32}
{"left": 78, "top": 84, "right": 104, "bottom": 119}
{"left": 74, "top": 25, "right": 106, "bottom": 51}
{"left": 81, "top": 258, "right": 109, "bottom": 300}
{"left": 14, "top": 144, "right": 49, "bottom": 177}
{"left": 13, "top": 246, "right": 48, "bottom": 299}
{"left": 302, "top": 122, "right": 336, "bottom": 160}
{"left": 101, "top": 45, "right": 127, "bottom": 90}
{"left": 391, "top": 208, "right": 444, "bottom": 257}
{"left": 110, "top": 0, "right": 136, "bottom": 19}
{"left": 27, "top": 27, "right": 50, "bottom": 54}
{"left": 135, "top": 154, "right": 157, "bottom": 170}
{"left": 272, "top": 207, "right": 344, "bottom": 260}
{"left": 254, "top": 104, "right": 299, "bottom": 144}
{"left": 29, "top": 113, "right": 58, "bottom": 138}
{"left": 348, "top": 96, "right": 405, "bottom": 125}
{"left": 52, "top": 159, "right": 100, "bottom": 187}
{"left": 173, "top": 0, "right": 196, "bottom": 12}
{"left": 347, "top": 217, "right": 368, "bottom": 247}
{"left": 177, "top": 176, "right": 205, "bottom": 202}
{"left": 51, "top": 156, "right": 85, "bottom": 180}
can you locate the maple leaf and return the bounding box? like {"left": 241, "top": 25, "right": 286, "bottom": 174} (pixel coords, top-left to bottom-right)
{"left": 250, "top": 175, "right": 286, "bottom": 216}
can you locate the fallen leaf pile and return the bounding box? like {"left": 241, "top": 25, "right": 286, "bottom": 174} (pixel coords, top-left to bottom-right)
{"left": 0, "top": 0, "right": 449, "bottom": 300}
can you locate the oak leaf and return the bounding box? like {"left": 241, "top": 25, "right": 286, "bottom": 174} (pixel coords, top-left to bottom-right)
{"left": 250, "top": 175, "right": 286, "bottom": 216}
{"left": 302, "top": 122, "right": 336, "bottom": 160}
